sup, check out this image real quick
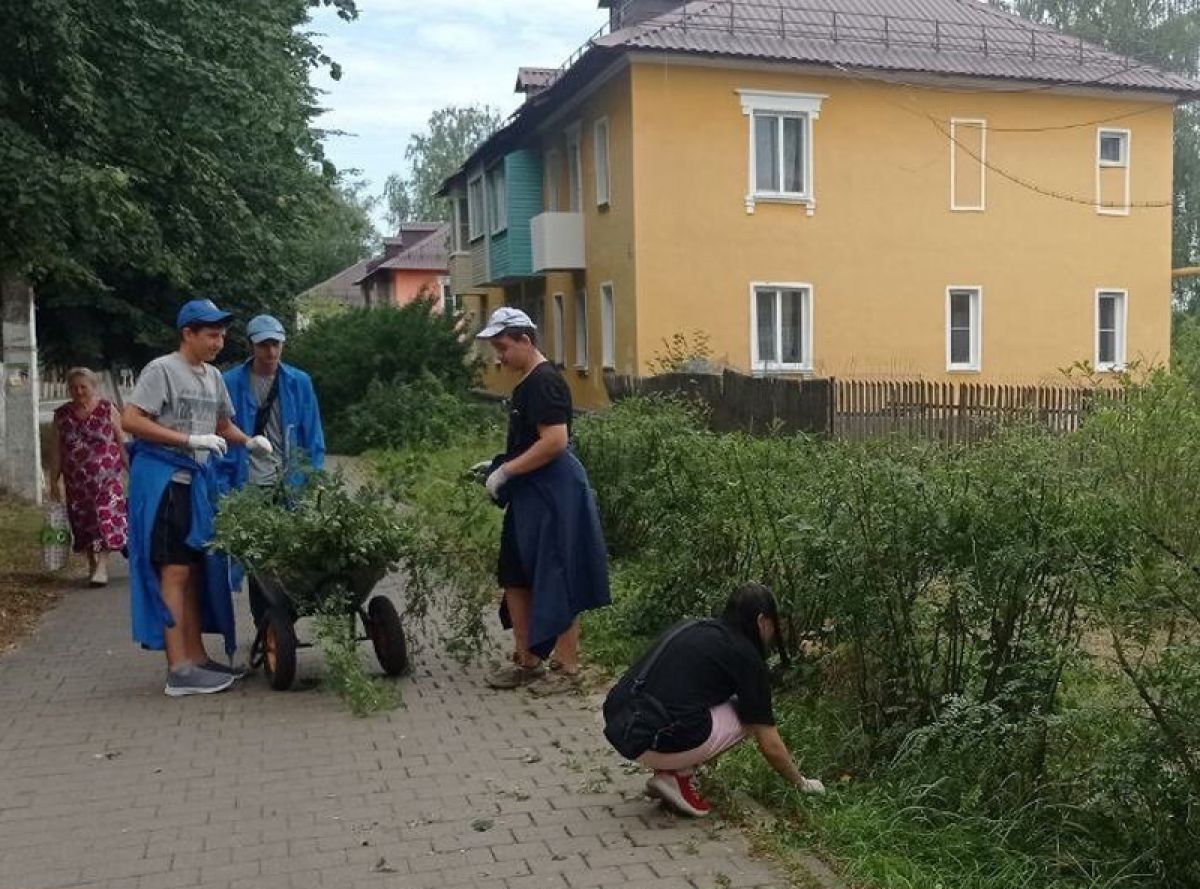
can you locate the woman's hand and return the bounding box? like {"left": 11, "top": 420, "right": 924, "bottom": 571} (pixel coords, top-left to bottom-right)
{"left": 795, "top": 776, "right": 826, "bottom": 795}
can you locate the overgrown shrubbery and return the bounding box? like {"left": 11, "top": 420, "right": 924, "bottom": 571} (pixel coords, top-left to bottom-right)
{"left": 340, "top": 373, "right": 498, "bottom": 454}
{"left": 287, "top": 299, "right": 481, "bottom": 453}
{"left": 570, "top": 381, "right": 1200, "bottom": 888}
{"left": 385, "top": 372, "right": 1200, "bottom": 887}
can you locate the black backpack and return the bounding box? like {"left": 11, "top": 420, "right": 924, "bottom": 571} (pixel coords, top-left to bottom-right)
{"left": 602, "top": 619, "right": 716, "bottom": 760}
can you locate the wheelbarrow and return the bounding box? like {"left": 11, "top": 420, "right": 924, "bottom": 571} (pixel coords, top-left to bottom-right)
{"left": 246, "top": 562, "right": 408, "bottom": 691}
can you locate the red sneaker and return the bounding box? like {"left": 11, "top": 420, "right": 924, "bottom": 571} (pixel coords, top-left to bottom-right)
{"left": 646, "top": 771, "right": 712, "bottom": 817}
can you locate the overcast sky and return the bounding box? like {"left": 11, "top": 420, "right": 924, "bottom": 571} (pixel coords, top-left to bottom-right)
{"left": 309, "top": 0, "right": 607, "bottom": 223}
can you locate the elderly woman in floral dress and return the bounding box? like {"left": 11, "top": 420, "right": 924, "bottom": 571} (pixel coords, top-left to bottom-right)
{"left": 48, "top": 368, "right": 129, "bottom": 587}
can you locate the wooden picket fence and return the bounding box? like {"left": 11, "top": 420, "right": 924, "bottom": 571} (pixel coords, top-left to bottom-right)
{"left": 833, "top": 379, "right": 1120, "bottom": 443}
{"left": 605, "top": 371, "right": 1121, "bottom": 443}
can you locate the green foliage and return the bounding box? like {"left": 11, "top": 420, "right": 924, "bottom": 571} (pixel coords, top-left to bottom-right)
{"left": 1, "top": 0, "right": 374, "bottom": 369}
{"left": 313, "top": 596, "right": 401, "bottom": 717}
{"left": 384, "top": 105, "right": 502, "bottom": 223}
{"left": 212, "top": 472, "right": 409, "bottom": 613}
{"left": 380, "top": 377, "right": 1200, "bottom": 887}
{"left": 338, "top": 374, "right": 500, "bottom": 455}
{"left": 286, "top": 300, "right": 481, "bottom": 435}
{"left": 383, "top": 173, "right": 414, "bottom": 229}
{"left": 372, "top": 434, "right": 505, "bottom": 661}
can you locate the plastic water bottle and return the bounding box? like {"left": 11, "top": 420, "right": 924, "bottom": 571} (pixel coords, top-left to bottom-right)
{"left": 42, "top": 503, "right": 70, "bottom": 572}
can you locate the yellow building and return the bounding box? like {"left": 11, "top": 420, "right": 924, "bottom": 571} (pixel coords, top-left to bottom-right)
{"left": 442, "top": 0, "right": 1200, "bottom": 408}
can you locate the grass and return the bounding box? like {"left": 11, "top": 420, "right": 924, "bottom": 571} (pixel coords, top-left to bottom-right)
{"left": 0, "top": 494, "right": 69, "bottom": 652}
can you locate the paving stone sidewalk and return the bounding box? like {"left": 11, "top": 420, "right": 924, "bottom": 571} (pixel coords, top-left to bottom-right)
{"left": 0, "top": 563, "right": 821, "bottom": 889}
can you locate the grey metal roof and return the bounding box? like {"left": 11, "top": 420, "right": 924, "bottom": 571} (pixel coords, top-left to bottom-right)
{"left": 594, "top": 0, "right": 1200, "bottom": 96}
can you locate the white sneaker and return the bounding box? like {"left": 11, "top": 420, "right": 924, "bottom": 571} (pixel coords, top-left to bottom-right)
{"left": 89, "top": 562, "right": 108, "bottom": 588}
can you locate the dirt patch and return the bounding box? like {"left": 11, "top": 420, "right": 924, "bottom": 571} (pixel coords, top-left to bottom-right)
{"left": 0, "top": 495, "right": 72, "bottom": 653}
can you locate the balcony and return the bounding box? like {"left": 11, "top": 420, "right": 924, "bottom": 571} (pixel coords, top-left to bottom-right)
{"left": 531, "top": 212, "right": 585, "bottom": 273}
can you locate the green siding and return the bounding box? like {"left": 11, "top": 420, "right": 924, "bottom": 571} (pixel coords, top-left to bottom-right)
{"left": 482, "top": 149, "right": 542, "bottom": 284}
{"left": 503, "top": 150, "right": 541, "bottom": 278}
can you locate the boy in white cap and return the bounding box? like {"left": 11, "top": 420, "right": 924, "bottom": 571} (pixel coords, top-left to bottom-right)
{"left": 474, "top": 307, "right": 610, "bottom": 695}
{"left": 122, "top": 300, "right": 274, "bottom": 696}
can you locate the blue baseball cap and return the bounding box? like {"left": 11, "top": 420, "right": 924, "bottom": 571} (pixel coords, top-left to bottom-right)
{"left": 247, "top": 314, "right": 287, "bottom": 344}
{"left": 176, "top": 299, "right": 233, "bottom": 329}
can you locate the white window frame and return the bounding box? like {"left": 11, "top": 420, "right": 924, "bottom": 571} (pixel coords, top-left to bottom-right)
{"left": 467, "top": 174, "right": 485, "bottom": 242}
{"left": 566, "top": 122, "right": 583, "bottom": 213}
{"left": 950, "top": 118, "right": 987, "bottom": 212}
{"left": 738, "top": 90, "right": 826, "bottom": 216}
{"left": 487, "top": 164, "right": 507, "bottom": 235}
{"left": 574, "top": 288, "right": 589, "bottom": 369}
{"left": 946, "top": 286, "right": 983, "bottom": 372}
{"left": 749, "top": 283, "right": 814, "bottom": 374}
{"left": 594, "top": 117, "right": 611, "bottom": 208}
{"left": 440, "top": 277, "right": 455, "bottom": 315}
{"left": 545, "top": 149, "right": 562, "bottom": 211}
{"left": 1095, "top": 288, "right": 1128, "bottom": 372}
{"left": 1096, "top": 128, "right": 1131, "bottom": 217}
{"left": 600, "top": 282, "right": 616, "bottom": 369}
{"left": 552, "top": 292, "right": 566, "bottom": 365}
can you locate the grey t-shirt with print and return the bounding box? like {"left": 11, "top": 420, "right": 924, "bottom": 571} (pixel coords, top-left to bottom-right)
{"left": 130, "top": 352, "right": 235, "bottom": 480}
{"left": 248, "top": 371, "right": 284, "bottom": 486}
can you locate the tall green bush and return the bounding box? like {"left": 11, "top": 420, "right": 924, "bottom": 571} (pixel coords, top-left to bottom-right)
{"left": 287, "top": 299, "right": 480, "bottom": 427}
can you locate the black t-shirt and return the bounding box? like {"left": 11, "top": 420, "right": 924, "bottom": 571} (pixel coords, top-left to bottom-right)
{"left": 505, "top": 362, "right": 573, "bottom": 460}
{"left": 610, "top": 621, "right": 776, "bottom": 753}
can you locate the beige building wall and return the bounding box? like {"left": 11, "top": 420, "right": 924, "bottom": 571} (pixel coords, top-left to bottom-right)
{"left": 628, "top": 60, "right": 1175, "bottom": 384}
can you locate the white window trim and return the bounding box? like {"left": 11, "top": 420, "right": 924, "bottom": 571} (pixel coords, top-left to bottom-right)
{"left": 738, "top": 90, "right": 826, "bottom": 216}
{"left": 1095, "top": 288, "right": 1128, "bottom": 372}
{"left": 600, "top": 282, "right": 616, "bottom": 369}
{"left": 574, "top": 289, "right": 589, "bottom": 370}
{"left": 748, "top": 282, "right": 814, "bottom": 374}
{"left": 950, "top": 118, "right": 987, "bottom": 212}
{"left": 946, "top": 286, "right": 983, "bottom": 373}
{"left": 594, "top": 117, "right": 611, "bottom": 208}
{"left": 1096, "top": 128, "right": 1131, "bottom": 217}
{"left": 545, "top": 148, "right": 562, "bottom": 212}
{"left": 552, "top": 292, "right": 566, "bottom": 365}
{"left": 566, "top": 121, "right": 583, "bottom": 213}
{"left": 467, "top": 173, "right": 485, "bottom": 242}
{"left": 488, "top": 164, "right": 507, "bottom": 235}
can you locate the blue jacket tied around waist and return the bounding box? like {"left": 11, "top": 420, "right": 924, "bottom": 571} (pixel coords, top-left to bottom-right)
{"left": 218, "top": 361, "right": 325, "bottom": 490}
{"left": 500, "top": 450, "right": 610, "bottom": 659}
{"left": 127, "top": 443, "right": 237, "bottom": 657}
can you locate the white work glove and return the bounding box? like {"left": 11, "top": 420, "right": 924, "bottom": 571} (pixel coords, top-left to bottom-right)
{"left": 188, "top": 434, "right": 228, "bottom": 457}
{"left": 484, "top": 466, "right": 510, "bottom": 500}
{"left": 246, "top": 435, "right": 273, "bottom": 455}
{"left": 797, "top": 777, "right": 826, "bottom": 795}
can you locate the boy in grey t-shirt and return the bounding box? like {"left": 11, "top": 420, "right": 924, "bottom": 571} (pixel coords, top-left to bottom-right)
{"left": 122, "top": 300, "right": 274, "bottom": 697}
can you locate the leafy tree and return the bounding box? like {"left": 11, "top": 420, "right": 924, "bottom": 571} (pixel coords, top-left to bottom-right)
{"left": 996, "top": 1, "right": 1200, "bottom": 309}
{"left": 383, "top": 173, "right": 413, "bottom": 229}
{"left": 386, "top": 105, "right": 502, "bottom": 223}
{"left": 0, "top": 0, "right": 371, "bottom": 370}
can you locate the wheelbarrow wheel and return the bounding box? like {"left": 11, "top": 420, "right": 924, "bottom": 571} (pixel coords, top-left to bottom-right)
{"left": 262, "top": 609, "right": 297, "bottom": 691}
{"left": 367, "top": 596, "right": 408, "bottom": 677}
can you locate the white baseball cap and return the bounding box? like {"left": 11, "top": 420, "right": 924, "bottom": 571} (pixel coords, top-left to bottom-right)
{"left": 476, "top": 307, "right": 537, "bottom": 340}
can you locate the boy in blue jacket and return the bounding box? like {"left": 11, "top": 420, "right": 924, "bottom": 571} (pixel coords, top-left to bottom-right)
{"left": 219, "top": 314, "right": 325, "bottom": 626}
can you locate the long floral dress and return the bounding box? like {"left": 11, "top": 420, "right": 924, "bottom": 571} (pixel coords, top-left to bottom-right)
{"left": 53, "top": 399, "right": 128, "bottom": 553}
